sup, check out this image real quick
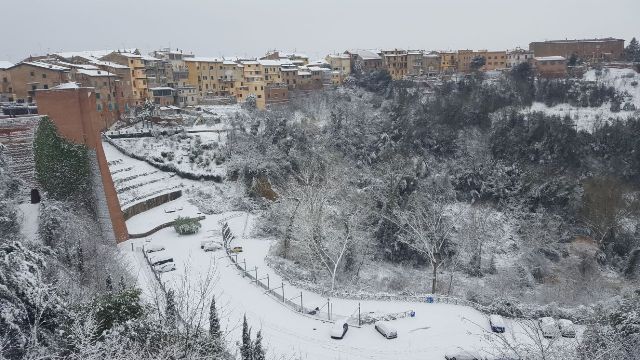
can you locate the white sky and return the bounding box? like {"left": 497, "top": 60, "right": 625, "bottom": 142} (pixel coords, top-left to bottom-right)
{"left": 2, "top": 0, "right": 638, "bottom": 62}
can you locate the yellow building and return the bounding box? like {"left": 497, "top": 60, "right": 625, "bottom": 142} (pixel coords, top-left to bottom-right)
{"left": 325, "top": 54, "right": 351, "bottom": 83}
{"left": 184, "top": 57, "right": 224, "bottom": 99}
{"left": 237, "top": 60, "right": 266, "bottom": 108}
{"left": 381, "top": 49, "right": 408, "bottom": 80}
{"left": 439, "top": 51, "right": 458, "bottom": 73}
{"left": 101, "top": 51, "right": 149, "bottom": 105}
{"left": 257, "top": 59, "right": 283, "bottom": 85}
{"left": 477, "top": 50, "right": 507, "bottom": 71}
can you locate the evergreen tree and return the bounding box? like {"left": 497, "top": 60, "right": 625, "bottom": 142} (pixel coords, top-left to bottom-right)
{"left": 240, "top": 314, "right": 252, "bottom": 360}
{"left": 119, "top": 275, "right": 127, "bottom": 291}
{"left": 105, "top": 274, "right": 113, "bottom": 293}
{"left": 470, "top": 56, "right": 486, "bottom": 71}
{"left": 209, "top": 295, "right": 222, "bottom": 353}
{"left": 165, "top": 289, "right": 177, "bottom": 329}
{"left": 253, "top": 330, "right": 265, "bottom": 360}
{"left": 625, "top": 37, "right": 640, "bottom": 62}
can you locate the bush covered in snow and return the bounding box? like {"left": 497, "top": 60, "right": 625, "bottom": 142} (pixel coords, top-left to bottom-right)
{"left": 173, "top": 216, "right": 202, "bottom": 235}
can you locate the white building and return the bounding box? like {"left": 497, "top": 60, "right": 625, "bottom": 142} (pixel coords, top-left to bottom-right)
{"left": 506, "top": 48, "right": 535, "bottom": 68}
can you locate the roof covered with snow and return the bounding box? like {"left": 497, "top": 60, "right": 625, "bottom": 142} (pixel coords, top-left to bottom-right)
{"left": 184, "top": 57, "right": 223, "bottom": 63}
{"left": 22, "top": 61, "right": 70, "bottom": 71}
{"left": 52, "top": 82, "right": 80, "bottom": 90}
{"left": 89, "top": 59, "right": 129, "bottom": 69}
{"left": 54, "top": 49, "right": 137, "bottom": 60}
{"left": 535, "top": 56, "right": 566, "bottom": 61}
{"left": 0, "top": 61, "right": 14, "bottom": 69}
{"left": 76, "top": 69, "right": 117, "bottom": 77}
{"left": 346, "top": 49, "right": 382, "bottom": 60}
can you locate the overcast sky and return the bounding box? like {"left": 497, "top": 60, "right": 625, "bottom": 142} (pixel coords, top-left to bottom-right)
{"left": 2, "top": 0, "right": 638, "bottom": 62}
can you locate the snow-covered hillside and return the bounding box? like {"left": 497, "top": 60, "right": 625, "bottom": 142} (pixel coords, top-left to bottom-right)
{"left": 522, "top": 68, "right": 640, "bottom": 132}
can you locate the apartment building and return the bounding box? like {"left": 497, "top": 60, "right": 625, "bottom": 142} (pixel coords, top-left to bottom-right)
{"left": 529, "top": 38, "right": 625, "bottom": 62}
{"left": 344, "top": 49, "right": 383, "bottom": 73}
{"left": 380, "top": 49, "right": 408, "bottom": 79}
{"left": 478, "top": 50, "right": 507, "bottom": 71}
{"left": 5, "top": 61, "right": 70, "bottom": 103}
{"left": 325, "top": 54, "right": 351, "bottom": 83}
{"left": 439, "top": 51, "right": 457, "bottom": 73}
{"left": 1, "top": 61, "right": 14, "bottom": 101}
{"left": 406, "top": 51, "right": 423, "bottom": 76}
{"left": 72, "top": 67, "right": 121, "bottom": 127}
{"left": 237, "top": 60, "right": 266, "bottom": 108}
{"left": 89, "top": 59, "right": 137, "bottom": 112}
{"left": 506, "top": 48, "right": 535, "bottom": 68}
{"left": 423, "top": 53, "right": 441, "bottom": 76}
{"left": 100, "top": 51, "right": 150, "bottom": 105}
{"left": 258, "top": 59, "right": 284, "bottom": 85}
{"left": 184, "top": 57, "right": 224, "bottom": 99}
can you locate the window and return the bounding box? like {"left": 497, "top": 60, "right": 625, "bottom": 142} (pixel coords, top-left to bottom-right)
{"left": 97, "top": 104, "right": 103, "bottom": 111}
{"left": 30, "top": 71, "right": 35, "bottom": 76}
{"left": 43, "top": 84, "right": 48, "bottom": 89}
{"left": 42, "top": 73, "right": 47, "bottom": 79}
{"left": 96, "top": 93, "right": 101, "bottom": 99}
{"left": 31, "top": 85, "right": 37, "bottom": 90}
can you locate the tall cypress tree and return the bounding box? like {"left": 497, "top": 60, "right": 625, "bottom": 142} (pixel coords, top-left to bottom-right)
{"left": 240, "top": 314, "right": 252, "bottom": 360}
{"left": 165, "top": 289, "right": 177, "bottom": 329}
{"left": 253, "top": 330, "right": 265, "bottom": 360}
{"left": 209, "top": 295, "right": 222, "bottom": 353}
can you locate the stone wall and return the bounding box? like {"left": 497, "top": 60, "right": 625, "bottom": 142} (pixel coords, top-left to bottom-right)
{"left": 122, "top": 190, "right": 182, "bottom": 220}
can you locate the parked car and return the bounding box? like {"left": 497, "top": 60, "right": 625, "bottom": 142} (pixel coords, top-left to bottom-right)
{"left": 539, "top": 317, "right": 560, "bottom": 338}
{"left": 330, "top": 319, "right": 349, "bottom": 339}
{"left": 444, "top": 350, "right": 484, "bottom": 360}
{"left": 558, "top": 319, "right": 576, "bottom": 338}
{"left": 202, "top": 242, "right": 222, "bottom": 252}
{"left": 230, "top": 246, "right": 243, "bottom": 253}
{"left": 155, "top": 262, "right": 176, "bottom": 273}
{"left": 489, "top": 314, "right": 506, "bottom": 333}
{"left": 149, "top": 254, "right": 174, "bottom": 267}
{"left": 144, "top": 244, "right": 165, "bottom": 253}
{"left": 374, "top": 321, "right": 398, "bottom": 339}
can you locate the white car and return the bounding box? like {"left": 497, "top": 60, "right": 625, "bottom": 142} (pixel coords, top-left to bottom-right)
{"left": 374, "top": 321, "right": 398, "bottom": 339}
{"left": 144, "top": 244, "right": 165, "bottom": 253}
{"left": 154, "top": 262, "right": 176, "bottom": 273}
{"left": 489, "top": 314, "right": 506, "bottom": 333}
{"left": 558, "top": 319, "right": 576, "bottom": 338}
{"left": 203, "top": 242, "right": 222, "bottom": 252}
{"left": 330, "top": 319, "right": 349, "bottom": 339}
{"left": 149, "top": 254, "right": 173, "bottom": 267}
{"left": 539, "top": 317, "right": 560, "bottom": 338}
{"left": 444, "top": 350, "right": 484, "bottom": 360}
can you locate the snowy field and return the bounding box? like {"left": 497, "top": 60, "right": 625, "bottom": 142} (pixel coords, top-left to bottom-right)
{"left": 106, "top": 141, "right": 582, "bottom": 359}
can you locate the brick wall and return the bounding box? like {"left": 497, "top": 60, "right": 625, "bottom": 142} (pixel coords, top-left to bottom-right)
{"left": 36, "top": 87, "right": 129, "bottom": 243}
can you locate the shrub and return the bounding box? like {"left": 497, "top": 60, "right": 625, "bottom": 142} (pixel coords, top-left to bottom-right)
{"left": 173, "top": 216, "right": 202, "bottom": 235}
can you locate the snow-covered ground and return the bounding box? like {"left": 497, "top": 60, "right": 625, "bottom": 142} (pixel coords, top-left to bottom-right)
{"left": 522, "top": 68, "right": 640, "bottom": 132}
{"left": 17, "top": 202, "right": 39, "bottom": 241}
{"left": 104, "top": 142, "right": 190, "bottom": 208}
{"left": 111, "top": 178, "right": 580, "bottom": 359}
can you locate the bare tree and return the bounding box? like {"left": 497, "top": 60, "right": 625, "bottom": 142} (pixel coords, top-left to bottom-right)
{"left": 393, "top": 179, "right": 457, "bottom": 294}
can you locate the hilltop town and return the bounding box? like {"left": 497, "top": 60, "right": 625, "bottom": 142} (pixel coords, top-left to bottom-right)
{"left": 1, "top": 37, "right": 633, "bottom": 118}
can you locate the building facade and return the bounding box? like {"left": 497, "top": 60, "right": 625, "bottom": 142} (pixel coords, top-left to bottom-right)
{"left": 506, "top": 48, "right": 535, "bottom": 68}
{"left": 529, "top": 38, "right": 625, "bottom": 62}
{"left": 534, "top": 56, "right": 567, "bottom": 78}
{"left": 6, "top": 61, "right": 70, "bottom": 103}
